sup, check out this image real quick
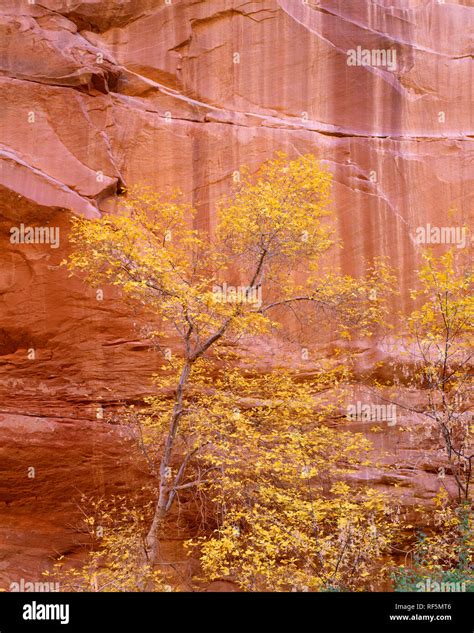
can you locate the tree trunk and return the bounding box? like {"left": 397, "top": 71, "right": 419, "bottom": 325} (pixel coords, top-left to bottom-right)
{"left": 145, "top": 361, "right": 191, "bottom": 564}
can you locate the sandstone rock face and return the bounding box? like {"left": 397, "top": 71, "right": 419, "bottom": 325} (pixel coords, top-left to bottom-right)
{"left": 0, "top": 0, "right": 472, "bottom": 587}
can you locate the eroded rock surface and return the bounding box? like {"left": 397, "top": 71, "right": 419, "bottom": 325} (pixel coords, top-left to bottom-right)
{"left": 0, "top": 0, "right": 472, "bottom": 587}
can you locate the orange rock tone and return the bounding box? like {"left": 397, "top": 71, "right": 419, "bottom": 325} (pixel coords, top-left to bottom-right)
{"left": 0, "top": 0, "right": 472, "bottom": 587}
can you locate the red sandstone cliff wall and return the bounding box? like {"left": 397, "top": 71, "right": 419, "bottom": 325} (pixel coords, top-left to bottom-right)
{"left": 0, "top": 0, "right": 472, "bottom": 586}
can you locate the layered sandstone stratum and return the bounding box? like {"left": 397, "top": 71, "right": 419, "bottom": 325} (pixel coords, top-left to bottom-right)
{"left": 0, "top": 0, "right": 472, "bottom": 587}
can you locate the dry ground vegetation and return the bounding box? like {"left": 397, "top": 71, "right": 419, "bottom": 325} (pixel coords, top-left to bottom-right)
{"left": 46, "top": 154, "right": 472, "bottom": 592}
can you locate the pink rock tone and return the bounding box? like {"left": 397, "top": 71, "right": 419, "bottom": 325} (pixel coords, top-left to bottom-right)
{"left": 0, "top": 0, "right": 472, "bottom": 587}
